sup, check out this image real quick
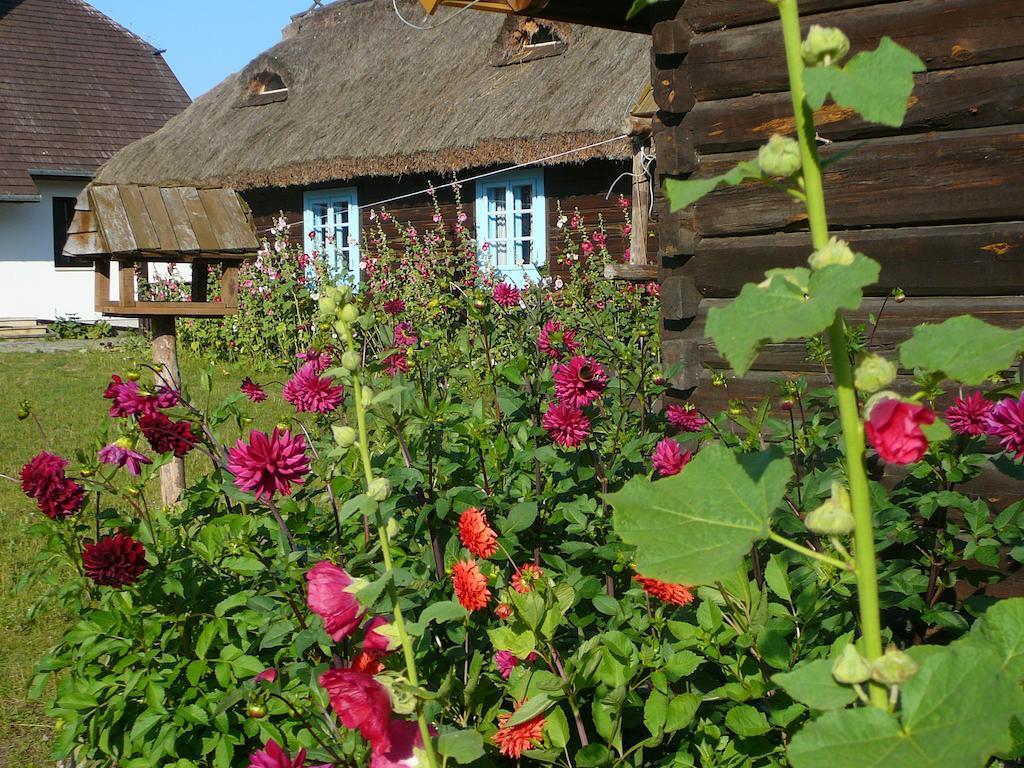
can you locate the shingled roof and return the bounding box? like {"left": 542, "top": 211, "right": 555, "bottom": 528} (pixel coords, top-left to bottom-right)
{"left": 96, "top": 0, "right": 650, "bottom": 191}
{"left": 0, "top": 0, "right": 190, "bottom": 200}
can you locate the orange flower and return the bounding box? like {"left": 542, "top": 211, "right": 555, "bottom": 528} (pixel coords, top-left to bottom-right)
{"left": 452, "top": 559, "right": 491, "bottom": 611}
{"left": 492, "top": 705, "right": 546, "bottom": 758}
{"left": 350, "top": 650, "right": 385, "bottom": 676}
{"left": 635, "top": 574, "right": 695, "bottom": 607}
{"left": 458, "top": 507, "right": 498, "bottom": 559}
{"left": 494, "top": 602, "right": 513, "bottom": 620}
{"left": 511, "top": 563, "right": 544, "bottom": 594}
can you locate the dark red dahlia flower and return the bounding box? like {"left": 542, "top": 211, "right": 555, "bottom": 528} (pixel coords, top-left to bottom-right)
{"left": 140, "top": 413, "right": 198, "bottom": 458}
{"left": 83, "top": 532, "right": 148, "bottom": 587}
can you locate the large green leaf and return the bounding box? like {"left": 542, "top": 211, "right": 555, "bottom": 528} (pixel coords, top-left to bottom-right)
{"left": 609, "top": 444, "right": 791, "bottom": 584}
{"left": 707, "top": 254, "right": 880, "bottom": 376}
{"left": 664, "top": 160, "right": 763, "bottom": 212}
{"left": 773, "top": 658, "right": 857, "bottom": 711}
{"left": 804, "top": 37, "right": 925, "bottom": 127}
{"left": 899, "top": 315, "right": 1024, "bottom": 384}
{"left": 971, "top": 597, "right": 1024, "bottom": 676}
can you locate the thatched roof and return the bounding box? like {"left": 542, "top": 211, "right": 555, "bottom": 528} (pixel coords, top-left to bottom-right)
{"left": 96, "top": 0, "right": 650, "bottom": 191}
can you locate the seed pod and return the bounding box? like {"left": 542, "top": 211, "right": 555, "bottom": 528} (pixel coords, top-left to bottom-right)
{"left": 368, "top": 477, "right": 391, "bottom": 502}
{"left": 871, "top": 647, "right": 919, "bottom": 685}
{"left": 341, "top": 350, "right": 361, "bottom": 371}
{"left": 854, "top": 353, "right": 897, "bottom": 393}
{"left": 340, "top": 304, "right": 360, "bottom": 324}
{"left": 757, "top": 134, "right": 802, "bottom": 177}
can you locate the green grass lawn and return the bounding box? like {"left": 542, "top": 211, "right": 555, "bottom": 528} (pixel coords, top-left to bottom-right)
{"left": 0, "top": 342, "right": 291, "bottom": 766}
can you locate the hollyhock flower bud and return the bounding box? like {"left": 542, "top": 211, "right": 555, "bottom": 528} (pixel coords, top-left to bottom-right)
{"left": 801, "top": 25, "right": 850, "bottom": 67}
{"left": 341, "top": 350, "right": 361, "bottom": 371}
{"left": 361, "top": 386, "right": 375, "bottom": 409}
{"left": 871, "top": 647, "right": 919, "bottom": 685}
{"left": 804, "top": 481, "right": 855, "bottom": 535}
{"left": 832, "top": 644, "right": 872, "bottom": 685}
{"left": 340, "top": 304, "right": 360, "bottom": 323}
{"left": 319, "top": 295, "right": 338, "bottom": 317}
{"left": 854, "top": 353, "right": 897, "bottom": 393}
{"left": 367, "top": 477, "right": 391, "bottom": 502}
{"left": 864, "top": 393, "right": 935, "bottom": 464}
{"left": 757, "top": 134, "right": 802, "bottom": 177}
{"left": 808, "top": 236, "right": 856, "bottom": 270}
{"left": 333, "top": 425, "right": 357, "bottom": 448}
{"left": 306, "top": 560, "right": 365, "bottom": 641}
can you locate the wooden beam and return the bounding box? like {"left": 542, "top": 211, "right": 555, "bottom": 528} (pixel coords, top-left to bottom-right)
{"left": 604, "top": 264, "right": 658, "bottom": 281}
{"left": 152, "top": 316, "right": 185, "bottom": 507}
{"left": 630, "top": 138, "right": 652, "bottom": 265}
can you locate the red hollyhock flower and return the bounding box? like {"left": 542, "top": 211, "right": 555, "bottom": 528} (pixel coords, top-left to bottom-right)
{"left": 392, "top": 322, "right": 417, "bottom": 348}
{"left": 140, "top": 413, "right": 198, "bottom": 458}
{"left": 371, "top": 719, "right": 434, "bottom": 768}
{"left": 382, "top": 350, "right": 409, "bottom": 376}
{"left": 635, "top": 574, "right": 695, "bottom": 607}
{"left": 20, "top": 452, "right": 85, "bottom": 520}
{"left": 228, "top": 428, "right": 310, "bottom": 501}
{"left": 552, "top": 356, "right": 608, "bottom": 408}
{"left": 865, "top": 397, "right": 935, "bottom": 464}
{"left": 253, "top": 668, "right": 278, "bottom": 684}
{"left": 987, "top": 393, "right": 1024, "bottom": 459}
{"left": 666, "top": 403, "right": 708, "bottom": 432}
{"left": 946, "top": 391, "right": 994, "bottom": 436}
{"left": 492, "top": 282, "right": 521, "bottom": 308}
{"left": 306, "top": 560, "right": 366, "bottom": 641}
{"left": 362, "top": 616, "right": 397, "bottom": 655}
{"left": 247, "top": 739, "right": 311, "bottom": 768}
{"left": 651, "top": 438, "right": 692, "bottom": 477}
{"left": 83, "top": 532, "right": 148, "bottom": 587}
{"left": 452, "top": 559, "right": 491, "bottom": 611}
{"left": 241, "top": 377, "right": 268, "bottom": 403}
{"left": 542, "top": 402, "right": 590, "bottom": 448}
{"left": 492, "top": 703, "right": 545, "bottom": 758}
{"left": 283, "top": 363, "right": 344, "bottom": 414}
{"left": 458, "top": 507, "right": 498, "bottom": 559}
{"left": 319, "top": 667, "right": 393, "bottom": 753}
{"left": 382, "top": 298, "right": 406, "bottom": 315}
{"left": 537, "top": 320, "right": 579, "bottom": 360}
{"left": 512, "top": 563, "right": 543, "bottom": 594}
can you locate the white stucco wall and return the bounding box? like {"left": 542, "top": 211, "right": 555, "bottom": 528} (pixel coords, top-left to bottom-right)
{"left": 0, "top": 178, "right": 135, "bottom": 324}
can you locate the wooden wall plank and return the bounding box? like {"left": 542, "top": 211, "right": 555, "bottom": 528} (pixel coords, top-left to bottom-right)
{"left": 682, "top": 0, "right": 896, "bottom": 33}
{"left": 160, "top": 188, "right": 201, "bottom": 253}
{"left": 178, "top": 187, "right": 220, "bottom": 251}
{"left": 691, "top": 126, "right": 1024, "bottom": 236}
{"left": 684, "top": 60, "right": 1024, "bottom": 153}
{"left": 684, "top": 0, "right": 1024, "bottom": 101}
{"left": 90, "top": 185, "right": 137, "bottom": 254}
{"left": 140, "top": 186, "right": 182, "bottom": 252}
{"left": 118, "top": 185, "right": 159, "bottom": 251}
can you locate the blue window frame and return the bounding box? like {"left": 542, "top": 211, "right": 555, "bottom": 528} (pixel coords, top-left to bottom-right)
{"left": 303, "top": 188, "right": 360, "bottom": 282}
{"left": 474, "top": 169, "right": 546, "bottom": 286}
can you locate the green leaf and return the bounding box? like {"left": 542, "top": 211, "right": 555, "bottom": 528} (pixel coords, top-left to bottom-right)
{"left": 505, "top": 694, "right": 553, "bottom": 727}
{"left": 772, "top": 658, "right": 857, "bottom": 710}
{"left": 644, "top": 690, "right": 669, "bottom": 735}
{"left": 546, "top": 706, "right": 571, "bottom": 749}
{"left": 576, "top": 744, "right": 612, "bottom": 767}
{"left": 609, "top": 444, "right": 792, "bottom": 584}
{"left": 437, "top": 729, "right": 485, "bottom": 764}
{"left": 488, "top": 626, "right": 536, "bottom": 659}
{"left": 707, "top": 254, "right": 880, "bottom": 376}
{"left": 626, "top": 0, "right": 668, "bottom": 19}
{"left": 726, "top": 704, "right": 771, "bottom": 737}
{"left": 899, "top": 315, "right": 1024, "bottom": 384}
{"left": 418, "top": 600, "right": 469, "bottom": 626}
{"left": 665, "top": 693, "right": 701, "bottom": 733}
{"left": 665, "top": 649, "right": 702, "bottom": 680}
{"left": 221, "top": 556, "right": 265, "bottom": 576}
{"left": 764, "top": 554, "right": 792, "bottom": 603}
{"left": 502, "top": 501, "right": 538, "bottom": 534}
{"left": 803, "top": 37, "right": 925, "bottom": 127}
{"left": 664, "top": 160, "right": 763, "bottom": 212}
{"left": 971, "top": 597, "right": 1024, "bottom": 676}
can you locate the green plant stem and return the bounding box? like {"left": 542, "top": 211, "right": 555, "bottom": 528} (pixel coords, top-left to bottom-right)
{"left": 767, "top": 531, "right": 850, "bottom": 571}
{"left": 345, "top": 325, "right": 440, "bottom": 768}
{"left": 776, "top": 0, "right": 887, "bottom": 708}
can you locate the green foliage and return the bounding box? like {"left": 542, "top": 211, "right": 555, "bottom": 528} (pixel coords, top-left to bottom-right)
{"left": 900, "top": 315, "right": 1024, "bottom": 384}
{"left": 664, "top": 160, "right": 763, "bottom": 213}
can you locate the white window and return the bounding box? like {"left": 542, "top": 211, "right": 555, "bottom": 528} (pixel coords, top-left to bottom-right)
{"left": 475, "top": 170, "right": 546, "bottom": 285}
{"left": 303, "top": 188, "right": 360, "bottom": 282}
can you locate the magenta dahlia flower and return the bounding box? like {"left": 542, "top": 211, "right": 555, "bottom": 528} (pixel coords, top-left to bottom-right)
{"left": 666, "top": 403, "right": 708, "bottom": 432}
{"left": 492, "top": 282, "right": 521, "bottom": 308}
{"left": 241, "top": 377, "right": 268, "bottom": 403}
{"left": 382, "top": 350, "right": 409, "bottom": 376}
{"left": 537, "top": 320, "right": 579, "bottom": 360}
{"left": 987, "top": 394, "right": 1024, "bottom": 459}
{"left": 103, "top": 375, "right": 178, "bottom": 417}
{"left": 552, "top": 355, "right": 608, "bottom": 408}
{"left": 542, "top": 402, "right": 591, "bottom": 448}
{"left": 946, "top": 391, "right": 994, "bottom": 436}
{"left": 283, "top": 363, "right": 344, "bottom": 414}
{"left": 248, "top": 739, "right": 312, "bottom": 768}
{"left": 651, "top": 438, "right": 693, "bottom": 477}
{"left": 19, "top": 452, "right": 84, "bottom": 520}
{"left": 382, "top": 298, "right": 406, "bottom": 315}
{"left": 392, "top": 322, "right": 417, "bottom": 348}
{"left": 228, "top": 428, "right": 310, "bottom": 501}
{"left": 99, "top": 440, "right": 152, "bottom": 476}
{"left": 494, "top": 650, "right": 537, "bottom": 679}
{"left": 83, "top": 532, "right": 148, "bottom": 587}
{"left": 297, "top": 348, "right": 332, "bottom": 374}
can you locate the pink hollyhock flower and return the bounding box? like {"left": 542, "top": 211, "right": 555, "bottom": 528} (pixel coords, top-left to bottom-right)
{"left": 82, "top": 532, "right": 147, "bottom": 587}
{"left": 666, "top": 403, "right": 708, "bottom": 432}
{"left": 383, "top": 350, "right": 409, "bottom": 376}
{"left": 241, "top": 377, "right": 268, "bottom": 403}
{"left": 228, "top": 428, "right": 310, "bottom": 501}
{"left": 383, "top": 298, "right": 406, "bottom": 315}
{"left": 283, "top": 363, "right": 344, "bottom": 414}
{"left": 253, "top": 668, "right": 278, "bottom": 684}
{"left": 651, "top": 438, "right": 693, "bottom": 477}
{"left": 946, "top": 391, "right": 994, "bottom": 436}
{"left": 371, "top": 719, "right": 436, "bottom": 768}
{"left": 537, "top": 320, "right": 579, "bottom": 360}
{"left": 99, "top": 440, "right": 152, "bottom": 476}
{"left": 297, "top": 348, "right": 332, "bottom": 374}
{"left": 865, "top": 397, "right": 935, "bottom": 464}
{"left": 646, "top": 282, "right": 660, "bottom": 297}
{"left": 494, "top": 650, "right": 539, "bottom": 680}
{"left": 306, "top": 560, "right": 366, "bottom": 641}
{"left": 319, "top": 667, "right": 393, "bottom": 753}
{"left": 581, "top": 240, "right": 594, "bottom": 256}
{"left": 552, "top": 356, "right": 608, "bottom": 408}
{"left": 140, "top": 413, "right": 197, "bottom": 458}
{"left": 393, "top": 322, "right": 417, "bottom": 348}
{"left": 248, "top": 739, "right": 320, "bottom": 768}
{"left": 362, "top": 616, "right": 397, "bottom": 655}
{"left": 492, "top": 282, "right": 521, "bottom": 308}
{"left": 592, "top": 231, "right": 607, "bottom": 247}
{"left": 542, "top": 402, "right": 590, "bottom": 448}
{"left": 987, "top": 393, "right": 1024, "bottom": 459}
{"left": 20, "top": 452, "right": 84, "bottom": 520}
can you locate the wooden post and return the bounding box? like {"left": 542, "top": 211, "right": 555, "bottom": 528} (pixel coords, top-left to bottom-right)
{"left": 151, "top": 316, "right": 185, "bottom": 506}
{"left": 631, "top": 137, "right": 652, "bottom": 265}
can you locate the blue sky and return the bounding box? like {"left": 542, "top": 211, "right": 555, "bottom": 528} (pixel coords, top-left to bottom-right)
{"left": 90, "top": 1, "right": 313, "bottom": 99}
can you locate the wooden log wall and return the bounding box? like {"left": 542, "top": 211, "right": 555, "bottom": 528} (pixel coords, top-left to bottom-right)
{"left": 653, "top": 0, "right": 1024, "bottom": 403}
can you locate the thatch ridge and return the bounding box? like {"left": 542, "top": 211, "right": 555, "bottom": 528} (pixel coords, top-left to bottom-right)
{"left": 96, "top": 0, "right": 649, "bottom": 190}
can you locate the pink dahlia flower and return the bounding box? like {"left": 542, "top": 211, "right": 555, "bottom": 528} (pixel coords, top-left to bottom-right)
{"left": 537, "top": 320, "right": 579, "bottom": 360}
{"left": 552, "top": 356, "right": 608, "bottom": 408}
{"left": 542, "top": 402, "right": 590, "bottom": 448}
{"left": 283, "top": 363, "right": 344, "bottom": 414}
{"left": 946, "top": 391, "right": 994, "bottom": 436}
{"left": 383, "top": 350, "right": 410, "bottom": 376}
{"left": 393, "top": 322, "right": 417, "bottom": 348}
{"left": 228, "top": 428, "right": 310, "bottom": 501}
{"left": 99, "top": 440, "right": 152, "bottom": 476}
{"left": 306, "top": 560, "right": 366, "bottom": 641}
{"left": 988, "top": 394, "right": 1024, "bottom": 459}
{"left": 666, "top": 403, "right": 708, "bottom": 432}
{"left": 651, "top": 438, "right": 693, "bottom": 477}
{"left": 492, "top": 282, "right": 521, "bottom": 308}
{"left": 83, "top": 532, "right": 147, "bottom": 587}
{"left": 319, "top": 667, "right": 393, "bottom": 753}
{"left": 248, "top": 739, "right": 323, "bottom": 768}
{"left": 241, "top": 377, "right": 268, "bottom": 403}
{"left": 103, "top": 375, "right": 179, "bottom": 418}
{"left": 297, "top": 348, "right": 332, "bottom": 374}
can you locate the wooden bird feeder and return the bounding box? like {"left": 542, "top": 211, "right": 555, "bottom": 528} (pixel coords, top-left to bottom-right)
{"left": 63, "top": 183, "right": 260, "bottom": 505}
